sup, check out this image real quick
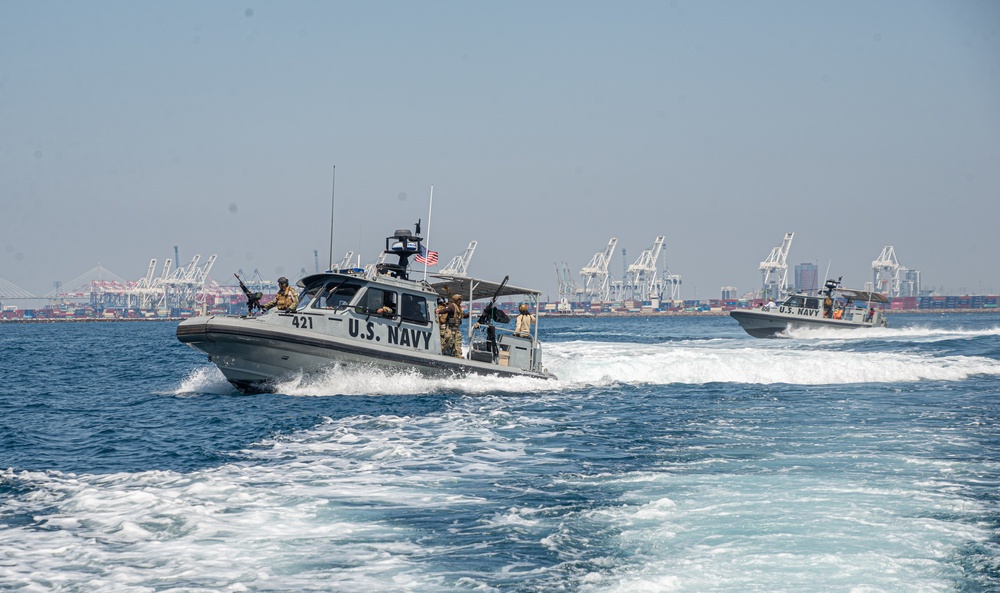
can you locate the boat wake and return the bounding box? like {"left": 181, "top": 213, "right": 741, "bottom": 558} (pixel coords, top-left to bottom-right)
{"left": 172, "top": 335, "right": 1000, "bottom": 396}
{"left": 172, "top": 366, "right": 239, "bottom": 395}
{"left": 782, "top": 324, "right": 1000, "bottom": 342}
{"left": 172, "top": 363, "right": 560, "bottom": 397}
{"left": 3, "top": 397, "right": 993, "bottom": 593}
{"left": 272, "top": 364, "right": 559, "bottom": 397}
{"left": 544, "top": 340, "right": 1000, "bottom": 387}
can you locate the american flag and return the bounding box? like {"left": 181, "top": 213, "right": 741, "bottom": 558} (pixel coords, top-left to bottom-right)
{"left": 415, "top": 245, "right": 438, "bottom": 266}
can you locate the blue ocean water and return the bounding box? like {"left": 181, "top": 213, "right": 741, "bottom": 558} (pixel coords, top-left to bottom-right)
{"left": 2, "top": 314, "right": 1000, "bottom": 592}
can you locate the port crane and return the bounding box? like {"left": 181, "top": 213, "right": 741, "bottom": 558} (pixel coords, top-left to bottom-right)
{"left": 759, "top": 232, "right": 794, "bottom": 300}
{"left": 871, "top": 245, "right": 915, "bottom": 297}
{"left": 364, "top": 253, "right": 388, "bottom": 279}
{"left": 158, "top": 258, "right": 173, "bottom": 283}
{"left": 662, "top": 262, "right": 682, "bottom": 303}
{"left": 127, "top": 258, "right": 162, "bottom": 308}
{"left": 336, "top": 251, "right": 355, "bottom": 271}
{"left": 440, "top": 241, "right": 477, "bottom": 276}
{"left": 155, "top": 253, "right": 221, "bottom": 309}
{"left": 554, "top": 261, "right": 580, "bottom": 305}
{"left": 580, "top": 237, "right": 617, "bottom": 302}
{"left": 622, "top": 236, "right": 666, "bottom": 302}
{"left": 37, "top": 252, "right": 236, "bottom": 313}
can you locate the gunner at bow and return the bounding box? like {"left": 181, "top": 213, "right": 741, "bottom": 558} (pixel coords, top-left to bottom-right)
{"left": 262, "top": 276, "right": 299, "bottom": 313}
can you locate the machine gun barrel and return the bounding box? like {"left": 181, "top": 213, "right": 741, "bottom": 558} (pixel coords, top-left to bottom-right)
{"left": 477, "top": 275, "right": 510, "bottom": 325}
{"left": 234, "top": 273, "right": 263, "bottom": 314}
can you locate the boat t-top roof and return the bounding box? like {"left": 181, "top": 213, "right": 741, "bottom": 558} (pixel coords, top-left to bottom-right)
{"left": 837, "top": 288, "right": 889, "bottom": 304}
{"left": 430, "top": 274, "right": 540, "bottom": 301}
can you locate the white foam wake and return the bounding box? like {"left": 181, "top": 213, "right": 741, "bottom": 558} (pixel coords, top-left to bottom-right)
{"left": 173, "top": 365, "right": 236, "bottom": 395}
{"left": 572, "top": 468, "right": 993, "bottom": 592}
{"left": 271, "top": 364, "right": 559, "bottom": 397}
{"left": 783, "top": 323, "right": 1000, "bottom": 342}
{"left": 170, "top": 334, "right": 1000, "bottom": 396}
{"left": 3, "top": 404, "right": 993, "bottom": 592}
{"left": 0, "top": 411, "right": 546, "bottom": 592}
{"left": 545, "top": 341, "right": 1000, "bottom": 386}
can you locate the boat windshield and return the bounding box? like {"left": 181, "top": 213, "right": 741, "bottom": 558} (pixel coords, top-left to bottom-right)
{"left": 310, "top": 282, "right": 362, "bottom": 310}
{"left": 399, "top": 293, "right": 430, "bottom": 324}
{"left": 783, "top": 295, "right": 806, "bottom": 308}
{"left": 357, "top": 287, "right": 398, "bottom": 316}
{"left": 296, "top": 285, "right": 322, "bottom": 310}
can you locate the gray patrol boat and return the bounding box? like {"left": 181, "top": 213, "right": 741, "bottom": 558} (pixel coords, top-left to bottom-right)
{"left": 730, "top": 278, "right": 889, "bottom": 338}
{"left": 177, "top": 226, "right": 555, "bottom": 392}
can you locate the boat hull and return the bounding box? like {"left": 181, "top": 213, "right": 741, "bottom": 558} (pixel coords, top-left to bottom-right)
{"left": 177, "top": 315, "right": 552, "bottom": 392}
{"left": 729, "top": 309, "right": 885, "bottom": 338}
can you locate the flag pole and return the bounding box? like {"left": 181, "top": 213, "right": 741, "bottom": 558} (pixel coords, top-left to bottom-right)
{"left": 423, "top": 184, "right": 433, "bottom": 280}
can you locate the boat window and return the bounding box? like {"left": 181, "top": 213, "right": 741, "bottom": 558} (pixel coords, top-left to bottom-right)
{"left": 297, "top": 285, "right": 323, "bottom": 309}
{"left": 784, "top": 296, "right": 805, "bottom": 308}
{"left": 313, "top": 282, "right": 360, "bottom": 309}
{"left": 400, "top": 294, "right": 429, "bottom": 324}
{"left": 805, "top": 298, "right": 819, "bottom": 309}
{"left": 358, "top": 287, "right": 397, "bottom": 316}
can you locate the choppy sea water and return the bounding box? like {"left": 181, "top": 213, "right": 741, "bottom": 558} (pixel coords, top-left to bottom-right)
{"left": 2, "top": 313, "right": 1000, "bottom": 592}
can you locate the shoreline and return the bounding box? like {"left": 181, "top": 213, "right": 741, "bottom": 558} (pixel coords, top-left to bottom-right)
{"left": 557, "top": 309, "right": 999, "bottom": 318}
{"left": 0, "top": 317, "right": 185, "bottom": 324}
{"left": 2, "top": 309, "right": 997, "bottom": 324}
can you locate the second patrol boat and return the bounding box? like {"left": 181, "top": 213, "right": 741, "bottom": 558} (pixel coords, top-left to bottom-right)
{"left": 730, "top": 277, "right": 890, "bottom": 338}
{"left": 177, "top": 225, "right": 555, "bottom": 392}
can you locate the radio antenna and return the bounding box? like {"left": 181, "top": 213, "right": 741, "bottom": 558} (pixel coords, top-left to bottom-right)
{"left": 327, "top": 165, "right": 336, "bottom": 272}
{"left": 423, "top": 184, "right": 433, "bottom": 280}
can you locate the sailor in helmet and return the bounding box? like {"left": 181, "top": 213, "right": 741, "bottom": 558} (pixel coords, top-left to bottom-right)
{"left": 263, "top": 276, "right": 299, "bottom": 313}
{"left": 514, "top": 303, "right": 536, "bottom": 337}
{"left": 439, "top": 293, "right": 468, "bottom": 358}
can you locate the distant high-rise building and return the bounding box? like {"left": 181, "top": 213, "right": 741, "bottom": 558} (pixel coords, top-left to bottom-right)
{"left": 900, "top": 269, "right": 921, "bottom": 297}
{"left": 721, "top": 286, "right": 738, "bottom": 300}
{"left": 795, "top": 263, "right": 819, "bottom": 295}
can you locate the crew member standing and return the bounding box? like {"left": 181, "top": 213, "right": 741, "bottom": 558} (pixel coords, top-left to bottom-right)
{"left": 436, "top": 298, "right": 451, "bottom": 354}
{"left": 514, "top": 303, "right": 536, "bottom": 337}
{"left": 263, "top": 276, "right": 299, "bottom": 312}
{"left": 442, "top": 293, "right": 468, "bottom": 358}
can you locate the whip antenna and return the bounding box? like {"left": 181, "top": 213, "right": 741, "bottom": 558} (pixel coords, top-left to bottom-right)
{"left": 423, "top": 184, "right": 434, "bottom": 280}
{"left": 327, "top": 165, "right": 336, "bottom": 272}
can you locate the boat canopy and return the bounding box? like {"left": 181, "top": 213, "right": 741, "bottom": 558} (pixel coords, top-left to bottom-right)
{"left": 430, "top": 274, "right": 540, "bottom": 302}
{"left": 296, "top": 271, "right": 363, "bottom": 289}
{"left": 838, "top": 288, "right": 889, "bottom": 304}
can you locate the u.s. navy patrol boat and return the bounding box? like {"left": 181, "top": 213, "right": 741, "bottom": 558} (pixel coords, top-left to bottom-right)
{"left": 177, "top": 226, "right": 555, "bottom": 392}
{"left": 730, "top": 277, "right": 889, "bottom": 338}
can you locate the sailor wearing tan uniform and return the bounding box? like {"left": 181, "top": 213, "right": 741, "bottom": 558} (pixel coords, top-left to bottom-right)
{"left": 514, "top": 304, "right": 536, "bottom": 336}
{"left": 263, "top": 277, "right": 299, "bottom": 312}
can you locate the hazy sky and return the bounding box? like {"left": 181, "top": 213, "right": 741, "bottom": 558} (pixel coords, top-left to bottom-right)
{"left": 2, "top": 1, "right": 998, "bottom": 300}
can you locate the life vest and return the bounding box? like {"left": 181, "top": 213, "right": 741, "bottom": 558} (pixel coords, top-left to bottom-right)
{"left": 444, "top": 302, "right": 464, "bottom": 328}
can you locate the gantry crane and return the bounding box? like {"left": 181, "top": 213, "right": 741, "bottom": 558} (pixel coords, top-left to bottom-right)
{"left": 580, "top": 237, "right": 618, "bottom": 302}
{"left": 440, "top": 241, "right": 477, "bottom": 276}
{"left": 622, "top": 236, "right": 666, "bottom": 302}
{"left": 760, "top": 232, "right": 794, "bottom": 299}
{"left": 872, "top": 245, "right": 908, "bottom": 297}
{"left": 554, "top": 261, "right": 580, "bottom": 302}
